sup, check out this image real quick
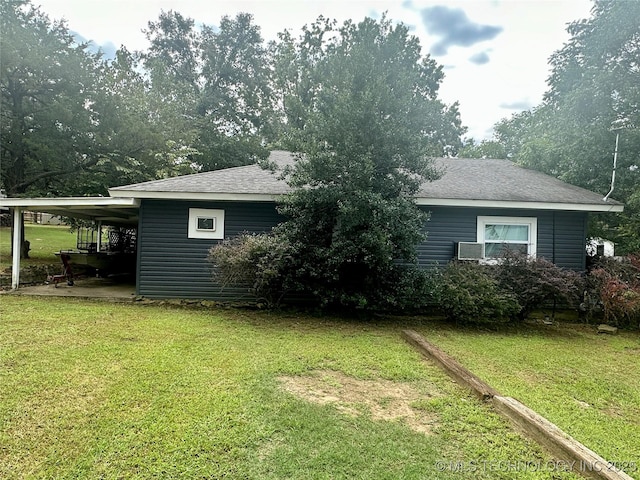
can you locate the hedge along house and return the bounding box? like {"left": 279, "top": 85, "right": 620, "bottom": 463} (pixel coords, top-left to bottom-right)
{"left": 2, "top": 150, "right": 624, "bottom": 299}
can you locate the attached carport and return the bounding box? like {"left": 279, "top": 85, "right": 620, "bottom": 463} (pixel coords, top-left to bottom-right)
{"left": 0, "top": 197, "right": 139, "bottom": 289}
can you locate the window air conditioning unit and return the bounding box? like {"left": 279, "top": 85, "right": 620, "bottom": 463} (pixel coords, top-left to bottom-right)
{"left": 457, "top": 242, "right": 484, "bottom": 260}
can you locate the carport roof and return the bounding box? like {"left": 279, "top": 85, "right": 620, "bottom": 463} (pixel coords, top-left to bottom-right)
{"left": 0, "top": 197, "right": 139, "bottom": 225}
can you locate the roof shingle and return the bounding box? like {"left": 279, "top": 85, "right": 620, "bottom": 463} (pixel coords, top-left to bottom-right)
{"left": 109, "top": 150, "right": 621, "bottom": 209}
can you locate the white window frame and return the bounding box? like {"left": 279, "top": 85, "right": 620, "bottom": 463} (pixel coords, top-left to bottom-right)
{"left": 188, "top": 208, "right": 224, "bottom": 239}
{"left": 477, "top": 216, "right": 537, "bottom": 261}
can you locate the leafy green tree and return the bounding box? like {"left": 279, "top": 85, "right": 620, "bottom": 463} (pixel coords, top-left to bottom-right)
{"left": 459, "top": 138, "right": 507, "bottom": 159}
{"left": 1, "top": 0, "right": 101, "bottom": 196}
{"left": 142, "top": 11, "right": 273, "bottom": 170}
{"left": 0, "top": 1, "right": 175, "bottom": 257}
{"left": 270, "top": 16, "right": 465, "bottom": 309}
{"left": 490, "top": 0, "right": 640, "bottom": 253}
{"left": 58, "top": 48, "right": 174, "bottom": 194}
{"left": 0, "top": 1, "right": 172, "bottom": 197}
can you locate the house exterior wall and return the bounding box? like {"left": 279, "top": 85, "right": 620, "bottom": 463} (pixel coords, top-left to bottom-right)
{"left": 418, "top": 206, "right": 588, "bottom": 270}
{"left": 136, "top": 199, "right": 283, "bottom": 300}
{"left": 136, "top": 200, "right": 588, "bottom": 300}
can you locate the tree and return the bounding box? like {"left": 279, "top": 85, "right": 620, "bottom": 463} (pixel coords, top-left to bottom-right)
{"left": 0, "top": 1, "right": 177, "bottom": 258}
{"left": 142, "top": 11, "right": 274, "bottom": 171}
{"left": 269, "top": 16, "right": 465, "bottom": 309}
{"left": 1, "top": 1, "right": 99, "bottom": 257}
{"left": 54, "top": 47, "right": 175, "bottom": 194}
{"left": 1, "top": 0, "right": 101, "bottom": 197}
{"left": 489, "top": 0, "right": 640, "bottom": 253}
{"left": 459, "top": 138, "right": 507, "bottom": 159}
{"left": 0, "top": 1, "right": 173, "bottom": 198}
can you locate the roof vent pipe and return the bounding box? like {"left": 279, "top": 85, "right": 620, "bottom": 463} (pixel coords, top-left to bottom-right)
{"left": 603, "top": 131, "right": 619, "bottom": 202}
{"left": 603, "top": 119, "right": 629, "bottom": 202}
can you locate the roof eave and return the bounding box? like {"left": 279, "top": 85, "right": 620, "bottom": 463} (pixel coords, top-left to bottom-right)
{"left": 0, "top": 197, "right": 140, "bottom": 224}
{"left": 108, "top": 190, "right": 283, "bottom": 202}
{"left": 0, "top": 196, "right": 140, "bottom": 208}
{"left": 414, "top": 197, "right": 624, "bottom": 212}
{"left": 106, "top": 190, "right": 623, "bottom": 213}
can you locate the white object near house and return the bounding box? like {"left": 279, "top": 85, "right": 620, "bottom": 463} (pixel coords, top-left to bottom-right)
{"left": 587, "top": 237, "right": 615, "bottom": 257}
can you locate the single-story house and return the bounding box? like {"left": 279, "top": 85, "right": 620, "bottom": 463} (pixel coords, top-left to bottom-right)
{"left": 1, "top": 150, "right": 624, "bottom": 299}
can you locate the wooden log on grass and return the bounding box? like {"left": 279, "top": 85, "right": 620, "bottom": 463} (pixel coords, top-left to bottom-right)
{"left": 492, "top": 396, "right": 634, "bottom": 480}
{"left": 401, "top": 329, "right": 498, "bottom": 400}
{"left": 402, "top": 329, "right": 635, "bottom": 480}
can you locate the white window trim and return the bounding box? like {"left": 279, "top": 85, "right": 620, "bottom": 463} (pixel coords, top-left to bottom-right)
{"left": 477, "top": 216, "right": 537, "bottom": 261}
{"left": 188, "top": 208, "right": 224, "bottom": 239}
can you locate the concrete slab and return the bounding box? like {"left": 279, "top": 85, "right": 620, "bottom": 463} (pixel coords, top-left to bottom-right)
{"left": 3, "top": 276, "right": 136, "bottom": 301}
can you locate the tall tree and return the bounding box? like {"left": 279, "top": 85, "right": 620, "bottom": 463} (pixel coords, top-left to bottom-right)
{"left": 1, "top": 1, "right": 177, "bottom": 257}
{"left": 0, "top": 1, "right": 170, "bottom": 197}
{"left": 270, "top": 16, "right": 465, "bottom": 309}
{"left": 52, "top": 47, "right": 174, "bottom": 194}
{"left": 458, "top": 138, "right": 507, "bottom": 159}
{"left": 1, "top": 0, "right": 101, "bottom": 196}
{"left": 488, "top": 0, "right": 640, "bottom": 253}
{"left": 142, "top": 11, "right": 273, "bottom": 170}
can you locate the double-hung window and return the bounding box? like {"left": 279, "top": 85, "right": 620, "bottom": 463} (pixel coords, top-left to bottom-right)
{"left": 477, "top": 216, "right": 537, "bottom": 259}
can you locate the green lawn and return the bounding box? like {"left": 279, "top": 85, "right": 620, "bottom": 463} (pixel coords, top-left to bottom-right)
{"left": 0, "top": 224, "right": 77, "bottom": 270}
{"left": 0, "top": 297, "right": 587, "bottom": 480}
{"left": 418, "top": 320, "right": 640, "bottom": 474}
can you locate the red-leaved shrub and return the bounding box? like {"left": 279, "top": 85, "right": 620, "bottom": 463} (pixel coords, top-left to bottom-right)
{"left": 587, "top": 254, "right": 640, "bottom": 328}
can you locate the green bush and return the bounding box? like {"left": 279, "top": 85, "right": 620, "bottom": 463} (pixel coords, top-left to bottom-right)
{"left": 372, "top": 264, "right": 441, "bottom": 313}
{"left": 436, "top": 261, "right": 520, "bottom": 324}
{"left": 208, "top": 233, "right": 291, "bottom": 307}
{"left": 208, "top": 232, "right": 442, "bottom": 312}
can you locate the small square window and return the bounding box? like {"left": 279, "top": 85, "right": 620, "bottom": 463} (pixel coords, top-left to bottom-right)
{"left": 197, "top": 216, "right": 216, "bottom": 232}
{"left": 188, "top": 208, "right": 224, "bottom": 239}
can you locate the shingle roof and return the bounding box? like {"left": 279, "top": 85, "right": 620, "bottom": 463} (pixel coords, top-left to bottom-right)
{"left": 109, "top": 150, "right": 622, "bottom": 211}
{"left": 110, "top": 151, "right": 295, "bottom": 196}
{"left": 421, "top": 157, "right": 615, "bottom": 205}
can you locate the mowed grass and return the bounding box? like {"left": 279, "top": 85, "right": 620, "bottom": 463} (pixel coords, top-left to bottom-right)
{"left": 0, "top": 297, "right": 584, "bottom": 480}
{"left": 0, "top": 224, "right": 77, "bottom": 269}
{"left": 418, "top": 321, "right": 640, "bottom": 475}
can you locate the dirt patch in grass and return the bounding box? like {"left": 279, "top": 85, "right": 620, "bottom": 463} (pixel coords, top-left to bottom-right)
{"left": 278, "top": 370, "right": 441, "bottom": 434}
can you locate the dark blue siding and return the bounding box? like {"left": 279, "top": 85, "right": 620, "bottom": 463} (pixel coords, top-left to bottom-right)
{"left": 550, "top": 211, "right": 588, "bottom": 270}
{"left": 137, "top": 200, "right": 283, "bottom": 300}
{"left": 418, "top": 207, "right": 587, "bottom": 270}
{"left": 136, "top": 200, "right": 588, "bottom": 299}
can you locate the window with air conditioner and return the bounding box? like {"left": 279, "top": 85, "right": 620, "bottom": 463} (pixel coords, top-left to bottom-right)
{"left": 477, "top": 216, "right": 537, "bottom": 259}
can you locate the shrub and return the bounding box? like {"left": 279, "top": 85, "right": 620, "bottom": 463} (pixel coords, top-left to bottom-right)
{"left": 208, "top": 232, "right": 442, "bottom": 312}
{"left": 587, "top": 254, "right": 640, "bottom": 328}
{"left": 208, "top": 233, "right": 291, "bottom": 307}
{"left": 493, "top": 251, "right": 585, "bottom": 320}
{"left": 436, "top": 261, "right": 520, "bottom": 324}
{"left": 374, "top": 264, "right": 440, "bottom": 313}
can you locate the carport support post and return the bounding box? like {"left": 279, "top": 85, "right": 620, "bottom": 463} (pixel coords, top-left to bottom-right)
{"left": 96, "top": 221, "right": 103, "bottom": 252}
{"left": 11, "top": 207, "right": 22, "bottom": 290}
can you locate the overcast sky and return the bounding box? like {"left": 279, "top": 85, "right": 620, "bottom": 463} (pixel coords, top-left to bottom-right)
{"left": 34, "top": 0, "right": 594, "bottom": 141}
